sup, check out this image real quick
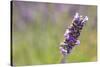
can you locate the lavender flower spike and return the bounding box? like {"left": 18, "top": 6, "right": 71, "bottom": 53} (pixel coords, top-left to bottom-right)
{"left": 59, "top": 13, "right": 88, "bottom": 63}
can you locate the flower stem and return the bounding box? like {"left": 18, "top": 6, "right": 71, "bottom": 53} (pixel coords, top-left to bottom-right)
{"left": 61, "top": 54, "right": 68, "bottom": 63}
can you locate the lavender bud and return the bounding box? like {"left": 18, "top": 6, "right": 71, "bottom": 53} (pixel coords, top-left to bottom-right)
{"left": 82, "top": 16, "right": 88, "bottom": 24}
{"left": 73, "top": 12, "right": 79, "bottom": 21}
{"left": 64, "top": 29, "right": 70, "bottom": 38}
{"left": 75, "top": 40, "right": 80, "bottom": 45}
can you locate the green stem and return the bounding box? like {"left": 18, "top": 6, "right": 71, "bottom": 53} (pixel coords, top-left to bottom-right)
{"left": 61, "top": 54, "right": 68, "bottom": 63}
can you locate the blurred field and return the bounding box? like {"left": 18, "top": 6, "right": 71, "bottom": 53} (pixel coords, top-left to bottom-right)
{"left": 12, "top": 1, "right": 97, "bottom": 66}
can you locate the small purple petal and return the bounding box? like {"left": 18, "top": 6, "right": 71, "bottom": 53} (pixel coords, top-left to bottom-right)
{"left": 59, "top": 47, "right": 67, "bottom": 55}
{"left": 74, "top": 12, "right": 79, "bottom": 19}
{"left": 67, "top": 36, "right": 76, "bottom": 43}
{"left": 64, "top": 29, "right": 70, "bottom": 37}
{"left": 75, "top": 40, "right": 80, "bottom": 45}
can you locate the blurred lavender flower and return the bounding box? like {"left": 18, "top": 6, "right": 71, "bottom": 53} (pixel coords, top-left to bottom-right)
{"left": 59, "top": 13, "right": 88, "bottom": 62}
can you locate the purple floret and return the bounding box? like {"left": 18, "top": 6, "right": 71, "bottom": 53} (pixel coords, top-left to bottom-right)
{"left": 66, "top": 35, "right": 76, "bottom": 43}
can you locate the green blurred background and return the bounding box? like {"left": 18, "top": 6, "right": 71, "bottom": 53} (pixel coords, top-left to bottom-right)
{"left": 12, "top": 1, "right": 97, "bottom": 66}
